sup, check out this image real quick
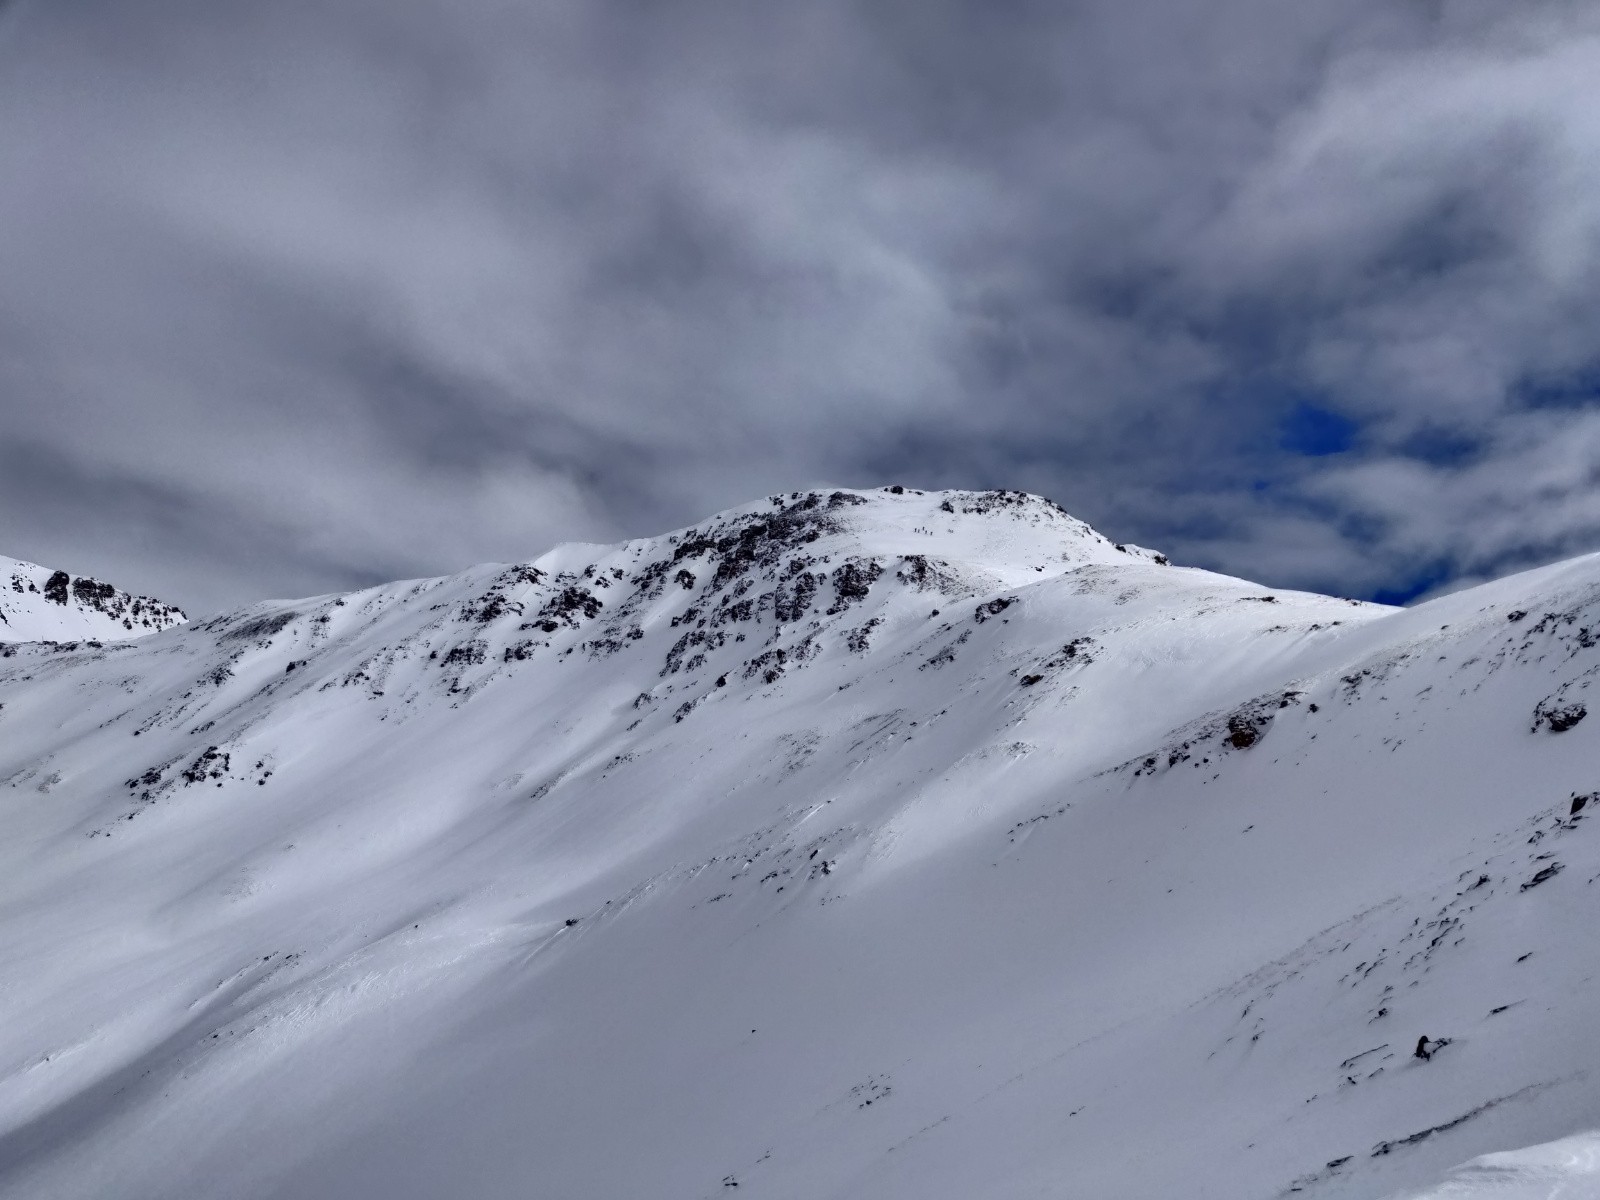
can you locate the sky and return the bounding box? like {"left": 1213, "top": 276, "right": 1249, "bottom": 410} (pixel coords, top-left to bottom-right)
{"left": 3, "top": 0, "right": 1600, "bottom": 614}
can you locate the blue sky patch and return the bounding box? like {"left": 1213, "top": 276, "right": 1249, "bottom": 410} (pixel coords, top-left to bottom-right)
{"left": 1513, "top": 365, "right": 1600, "bottom": 411}
{"left": 1398, "top": 427, "right": 1482, "bottom": 467}
{"left": 1372, "top": 561, "right": 1454, "bottom": 607}
{"left": 1279, "top": 401, "right": 1358, "bottom": 457}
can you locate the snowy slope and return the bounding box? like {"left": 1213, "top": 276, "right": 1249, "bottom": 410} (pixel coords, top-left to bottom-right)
{"left": 0, "top": 555, "right": 185, "bottom": 642}
{"left": 1, "top": 487, "right": 1598, "bottom": 1200}
{"left": 1390, "top": 1130, "right": 1600, "bottom": 1198}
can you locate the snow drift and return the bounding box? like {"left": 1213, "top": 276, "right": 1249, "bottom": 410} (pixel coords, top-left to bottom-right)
{"left": 1388, "top": 1131, "right": 1600, "bottom": 1198}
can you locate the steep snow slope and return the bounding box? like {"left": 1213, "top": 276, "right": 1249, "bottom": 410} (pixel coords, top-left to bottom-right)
{"left": 1, "top": 487, "right": 1598, "bottom": 1200}
{"left": 0, "top": 555, "right": 185, "bottom": 642}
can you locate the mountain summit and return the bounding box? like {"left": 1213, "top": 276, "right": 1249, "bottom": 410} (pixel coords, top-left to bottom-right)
{"left": 1, "top": 487, "right": 1597, "bottom": 1200}
{"left": 1, "top": 555, "right": 185, "bottom": 643}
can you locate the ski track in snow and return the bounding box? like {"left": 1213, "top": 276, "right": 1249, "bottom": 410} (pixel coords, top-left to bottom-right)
{"left": 1, "top": 487, "right": 1599, "bottom": 1199}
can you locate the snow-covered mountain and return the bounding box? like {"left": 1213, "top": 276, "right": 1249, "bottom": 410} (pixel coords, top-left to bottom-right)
{"left": 1, "top": 555, "right": 185, "bottom": 643}
{"left": 1, "top": 487, "right": 1598, "bottom": 1200}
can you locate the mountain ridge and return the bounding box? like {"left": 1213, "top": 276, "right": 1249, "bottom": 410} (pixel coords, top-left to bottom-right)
{"left": 0, "top": 555, "right": 186, "bottom": 644}
{"left": 1, "top": 486, "right": 1597, "bottom": 1200}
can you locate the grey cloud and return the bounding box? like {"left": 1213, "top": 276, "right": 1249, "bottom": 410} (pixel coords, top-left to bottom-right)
{"left": 2, "top": 0, "right": 1600, "bottom": 613}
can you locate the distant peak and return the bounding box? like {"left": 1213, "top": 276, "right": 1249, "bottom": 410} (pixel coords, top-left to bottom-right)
{"left": 641, "top": 487, "right": 1168, "bottom": 576}
{"left": 1, "top": 555, "right": 186, "bottom": 643}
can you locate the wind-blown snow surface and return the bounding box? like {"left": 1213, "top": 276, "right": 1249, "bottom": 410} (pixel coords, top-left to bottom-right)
{"left": 2, "top": 487, "right": 1599, "bottom": 1200}
{"left": 1, "top": 555, "right": 185, "bottom": 642}
{"left": 1390, "top": 1131, "right": 1600, "bottom": 1198}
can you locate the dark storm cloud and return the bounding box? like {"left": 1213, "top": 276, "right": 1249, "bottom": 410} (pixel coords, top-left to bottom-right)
{"left": 3, "top": 0, "right": 1600, "bottom": 611}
